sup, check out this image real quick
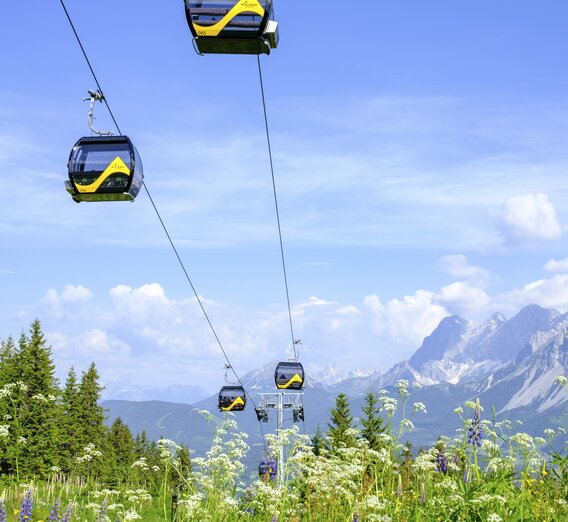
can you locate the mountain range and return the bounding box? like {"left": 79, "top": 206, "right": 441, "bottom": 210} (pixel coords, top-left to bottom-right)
{"left": 103, "top": 304, "right": 568, "bottom": 467}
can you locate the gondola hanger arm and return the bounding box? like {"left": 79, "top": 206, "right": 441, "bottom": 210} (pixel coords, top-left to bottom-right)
{"left": 83, "top": 89, "right": 113, "bottom": 136}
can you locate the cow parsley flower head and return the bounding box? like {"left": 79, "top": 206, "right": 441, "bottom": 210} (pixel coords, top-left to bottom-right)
{"left": 413, "top": 402, "right": 427, "bottom": 414}
{"left": 394, "top": 379, "right": 410, "bottom": 398}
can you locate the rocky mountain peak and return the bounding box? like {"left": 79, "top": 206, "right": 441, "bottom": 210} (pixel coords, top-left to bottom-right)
{"left": 409, "top": 315, "right": 474, "bottom": 369}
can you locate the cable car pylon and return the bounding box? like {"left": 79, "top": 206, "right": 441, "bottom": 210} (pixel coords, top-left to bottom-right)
{"left": 256, "top": 390, "right": 304, "bottom": 485}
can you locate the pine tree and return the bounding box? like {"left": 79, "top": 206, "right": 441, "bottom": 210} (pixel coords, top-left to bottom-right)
{"left": 16, "top": 320, "right": 61, "bottom": 477}
{"left": 327, "top": 393, "right": 356, "bottom": 451}
{"left": 361, "top": 390, "right": 387, "bottom": 451}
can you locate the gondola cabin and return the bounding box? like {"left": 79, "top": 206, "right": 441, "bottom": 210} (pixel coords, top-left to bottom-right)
{"left": 218, "top": 385, "right": 247, "bottom": 411}
{"left": 184, "top": 0, "right": 279, "bottom": 55}
{"left": 65, "top": 136, "right": 143, "bottom": 203}
{"left": 258, "top": 459, "right": 277, "bottom": 480}
{"left": 274, "top": 361, "right": 304, "bottom": 390}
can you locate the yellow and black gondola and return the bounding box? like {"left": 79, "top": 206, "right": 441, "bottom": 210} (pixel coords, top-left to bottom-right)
{"left": 218, "top": 385, "right": 247, "bottom": 411}
{"left": 65, "top": 136, "right": 143, "bottom": 203}
{"left": 184, "top": 0, "right": 279, "bottom": 55}
{"left": 274, "top": 361, "right": 304, "bottom": 390}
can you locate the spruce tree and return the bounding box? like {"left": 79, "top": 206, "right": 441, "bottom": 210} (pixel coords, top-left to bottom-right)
{"left": 361, "top": 390, "right": 386, "bottom": 451}
{"left": 16, "top": 320, "right": 61, "bottom": 477}
{"left": 310, "top": 425, "right": 326, "bottom": 456}
{"left": 134, "top": 430, "right": 150, "bottom": 458}
{"left": 75, "top": 362, "right": 107, "bottom": 476}
{"left": 104, "top": 417, "right": 134, "bottom": 485}
{"left": 327, "top": 393, "right": 356, "bottom": 451}
{"left": 173, "top": 443, "right": 192, "bottom": 493}
{"left": 60, "top": 367, "right": 82, "bottom": 473}
{"left": 0, "top": 336, "right": 18, "bottom": 386}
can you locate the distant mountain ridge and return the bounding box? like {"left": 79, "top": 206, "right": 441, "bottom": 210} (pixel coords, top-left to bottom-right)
{"left": 103, "top": 304, "right": 568, "bottom": 458}
{"left": 101, "top": 382, "right": 208, "bottom": 404}
{"left": 326, "top": 304, "right": 567, "bottom": 415}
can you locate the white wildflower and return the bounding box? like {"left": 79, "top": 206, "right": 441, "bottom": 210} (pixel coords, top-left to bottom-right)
{"left": 131, "top": 457, "right": 149, "bottom": 470}
{"left": 124, "top": 509, "right": 142, "bottom": 521}
{"left": 511, "top": 433, "right": 534, "bottom": 449}
{"left": 399, "top": 418, "right": 414, "bottom": 433}
{"left": 380, "top": 397, "right": 398, "bottom": 417}
{"left": 412, "top": 402, "right": 427, "bottom": 414}
{"left": 394, "top": 379, "right": 410, "bottom": 398}
{"left": 363, "top": 494, "right": 386, "bottom": 511}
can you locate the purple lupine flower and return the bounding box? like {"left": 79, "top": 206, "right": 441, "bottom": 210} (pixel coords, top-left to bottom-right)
{"left": 468, "top": 405, "right": 483, "bottom": 447}
{"left": 61, "top": 503, "right": 73, "bottom": 522}
{"left": 435, "top": 451, "right": 448, "bottom": 474}
{"left": 18, "top": 489, "right": 33, "bottom": 522}
{"left": 0, "top": 499, "right": 6, "bottom": 522}
{"left": 353, "top": 515, "right": 360, "bottom": 522}
{"left": 96, "top": 497, "right": 108, "bottom": 522}
{"left": 48, "top": 497, "right": 61, "bottom": 522}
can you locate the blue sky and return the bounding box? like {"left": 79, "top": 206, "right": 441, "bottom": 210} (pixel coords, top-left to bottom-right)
{"left": 1, "top": 1, "right": 568, "bottom": 392}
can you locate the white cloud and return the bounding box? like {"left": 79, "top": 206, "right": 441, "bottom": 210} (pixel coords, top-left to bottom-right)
{"left": 543, "top": 257, "right": 568, "bottom": 273}
{"left": 336, "top": 305, "right": 362, "bottom": 315}
{"left": 439, "top": 255, "right": 490, "bottom": 287}
{"left": 24, "top": 283, "right": 452, "bottom": 389}
{"left": 363, "top": 291, "right": 448, "bottom": 347}
{"left": 41, "top": 285, "right": 93, "bottom": 319}
{"left": 18, "top": 269, "right": 568, "bottom": 393}
{"left": 497, "top": 274, "right": 568, "bottom": 313}
{"left": 81, "top": 329, "right": 131, "bottom": 357}
{"left": 492, "top": 193, "right": 562, "bottom": 245}
{"left": 61, "top": 285, "right": 93, "bottom": 303}
{"left": 435, "top": 282, "right": 491, "bottom": 318}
